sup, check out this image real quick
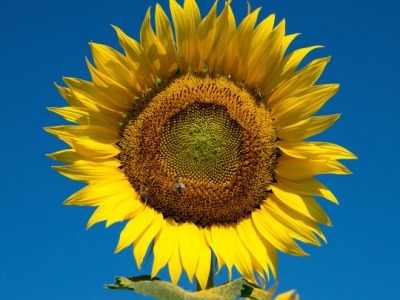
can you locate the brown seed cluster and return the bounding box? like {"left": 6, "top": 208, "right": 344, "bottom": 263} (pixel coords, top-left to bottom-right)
{"left": 119, "top": 72, "right": 277, "bottom": 227}
{"left": 160, "top": 102, "right": 242, "bottom": 184}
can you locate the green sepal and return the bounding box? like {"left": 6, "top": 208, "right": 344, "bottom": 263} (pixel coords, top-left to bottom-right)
{"left": 118, "top": 113, "right": 130, "bottom": 127}
{"left": 156, "top": 77, "right": 162, "bottom": 87}
{"left": 106, "top": 276, "right": 272, "bottom": 300}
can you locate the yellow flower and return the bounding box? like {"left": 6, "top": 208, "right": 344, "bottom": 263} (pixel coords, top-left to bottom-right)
{"left": 264, "top": 284, "right": 300, "bottom": 300}
{"left": 46, "top": 0, "right": 355, "bottom": 289}
{"left": 273, "top": 290, "right": 299, "bottom": 300}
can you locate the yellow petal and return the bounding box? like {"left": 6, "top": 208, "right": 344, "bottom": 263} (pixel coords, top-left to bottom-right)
{"left": 271, "top": 185, "right": 330, "bottom": 225}
{"left": 47, "top": 106, "right": 122, "bottom": 132}
{"left": 151, "top": 218, "right": 178, "bottom": 278}
{"left": 208, "top": 2, "right": 236, "bottom": 72}
{"left": 226, "top": 225, "right": 256, "bottom": 283}
{"left": 90, "top": 42, "right": 142, "bottom": 95}
{"left": 265, "top": 46, "right": 323, "bottom": 93}
{"left": 44, "top": 125, "right": 120, "bottom": 159}
{"left": 277, "top": 141, "right": 356, "bottom": 162}
{"left": 253, "top": 13, "right": 275, "bottom": 43}
{"left": 274, "top": 174, "right": 338, "bottom": 203}
{"left": 114, "top": 206, "right": 154, "bottom": 253}
{"left": 236, "top": 217, "right": 271, "bottom": 279}
{"left": 134, "top": 210, "right": 164, "bottom": 270}
{"left": 169, "top": 0, "right": 191, "bottom": 70}
{"left": 277, "top": 140, "right": 356, "bottom": 161}
{"left": 179, "top": 222, "right": 201, "bottom": 283}
{"left": 221, "top": 8, "right": 260, "bottom": 79}
{"left": 275, "top": 156, "right": 352, "bottom": 180}
{"left": 62, "top": 77, "right": 129, "bottom": 113}
{"left": 268, "top": 56, "right": 331, "bottom": 107}
{"left": 54, "top": 82, "right": 128, "bottom": 120}
{"left": 105, "top": 197, "right": 144, "bottom": 228}
{"left": 87, "top": 194, "right": 143, "bottom": 229}
{"left": 195, "top": 229, "right": 211, "bottom": 290}
{"left": 183, "top": 0, "right": 201, "bottom": 68}
{"left": 210, "top": 225, "right": 234, "bottom": 280}
{"left": 274, "top": 290, "right": 298, "bottom": 300}
{"left": 248, "top": 253, "right": 266, "bottom": 287}
{"left": 195, "top": 1, "right": 218, "bottom": 71}
{"left": 312, "top": 142, "right": 357, "bottom": 160}
{"left": 155, "top": 4, "right": 178, "bottom": 77}
{"left": 204, "top": 225, "right": 225, "bottom": 272}
{"left": 263, "top": 201, "right": 321, "bottom": 245}
{"left": 54, "top": 83, "right": 83, "bottom": 108}
{"left": 252, "top": 207, "right": 307, "bottom": 256}
{"left": 168, "top": 237, "right": 183, "bottom": 285}
{"left": 140, "top": 8, "right": 171, "bottom": 80}
{"left": 276, "top": 114, "right": 340, "bottom": 141}
{"left": 64, "top": 177, "right": 130, "bottom": 206}
{"left": 284, "top": 46, "right": 322, "bottom": 73}
{"left": 52, "top": 160, "right": 121, "bottom": 183}
{"left": 271, "top": 84, "right": 339, "bottom": 126}
{"left": 112, "top": 25, "right": 156, "bottom": 87}
{"left": 45, "top": 125, "right": 119, "bottom": 141}
{"left": 247, "top": 18, "right": 285, "bottom": 88}
{"left": 47, "top": 149, "right": 113, "bottom": 164}
{"left": 86, "top": 58, "right": 136, "bottom": 110}
{"left": 256, "top": 232, "right": 278, "bottom": 279}
{"left": 269, "top": 193, "right": 327, "bottom": 243}
{"left": 281, "top": 33, "right": 299, "bottom": 56}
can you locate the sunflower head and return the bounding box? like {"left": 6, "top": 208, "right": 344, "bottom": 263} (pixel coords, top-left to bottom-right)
{"left": 46, "top": 0, "right": 355, "bottom": 289}
{"left": 119, "top": 72, "right": 277, "bottom": 227}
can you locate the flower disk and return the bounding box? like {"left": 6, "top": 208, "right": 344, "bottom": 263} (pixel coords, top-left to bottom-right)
{"left": 46, "top": 0, "right": 356, "bottom": 290}
{"left": 119, "top": 73, "right": 276, "bottom": 226}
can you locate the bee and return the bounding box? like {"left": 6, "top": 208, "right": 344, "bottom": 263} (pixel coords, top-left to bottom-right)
{"left": 173, "top": 176, "right": 185, "bottom": 193}
{"left": 140, "top": 184, "right": 149, "bottom": 205}
{"left": 253, "top": 88, "right": 264, "bottom": 101}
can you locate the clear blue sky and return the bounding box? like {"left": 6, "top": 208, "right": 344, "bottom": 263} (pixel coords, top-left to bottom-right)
{"left": 1, "top": 0, "right": 398, "bottom": 299}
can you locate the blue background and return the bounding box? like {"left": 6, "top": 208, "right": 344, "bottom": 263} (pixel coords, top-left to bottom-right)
{"left": 1, "top": 0, "right": 398, "bottom": 299}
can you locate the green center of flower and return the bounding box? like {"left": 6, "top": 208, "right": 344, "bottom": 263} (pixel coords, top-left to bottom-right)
{"left": 160, "top": 103, "right": 241, "bottom": 184}
{"left": 119, "top": 72, "right": 277, "bottom": 227}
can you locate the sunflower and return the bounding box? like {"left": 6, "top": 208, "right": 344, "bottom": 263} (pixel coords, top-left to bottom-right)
{"left": 267, "top": 284, "right": 299, "bottom": 300}
{"left": 273, "top": 290, "right": 299, "bottom": 300}
{"left": 46, "top": 0, "right": 355, "bottom": 290}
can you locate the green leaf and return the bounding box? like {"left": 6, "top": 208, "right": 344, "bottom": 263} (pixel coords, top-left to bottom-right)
{"left": 106, "top": 276, "right": 272, "bottom": 300}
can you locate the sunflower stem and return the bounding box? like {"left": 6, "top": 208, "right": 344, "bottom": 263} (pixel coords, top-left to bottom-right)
{"left": 196, "top": 254, "right": 214, "bottom": 291}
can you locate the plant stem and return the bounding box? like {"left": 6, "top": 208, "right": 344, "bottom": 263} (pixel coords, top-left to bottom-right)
{"left": 196, "top": 254, "right": 214, "bottom": 291}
